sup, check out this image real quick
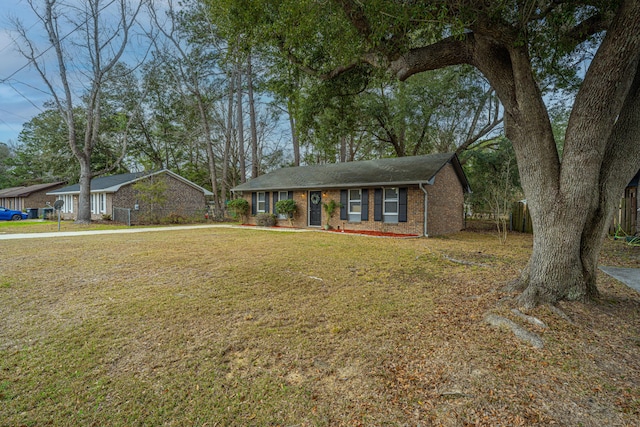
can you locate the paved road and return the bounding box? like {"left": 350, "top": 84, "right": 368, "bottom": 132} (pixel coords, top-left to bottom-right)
{"left": 0, "top": 224, "right": 310, "bottom": 240}
{"left": 599, "top": 266, "right": 640, "bottom": 293}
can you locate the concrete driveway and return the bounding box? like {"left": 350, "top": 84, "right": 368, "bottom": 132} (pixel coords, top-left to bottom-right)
{"left": 599, "top": 266, "right": 640, "bottom": 293}
{"left": 0, "top": 224, "right": 311, "bottom": 240}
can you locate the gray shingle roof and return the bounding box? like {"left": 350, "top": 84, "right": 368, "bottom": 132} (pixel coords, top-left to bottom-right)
{"left": 232, "top": 153, "right": 470, "bottom": 192}
{"left": 48, "top": 172, "right": 148, "bottom": 194}
{"left": 47, "top": 170, "right": 213, "bottom": 196}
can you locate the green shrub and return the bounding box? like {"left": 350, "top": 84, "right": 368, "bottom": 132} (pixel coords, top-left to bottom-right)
{"left": 228, "top": 198, "right": 249, "bottom": 221}
{"left": 102, "top": 214, "right": 112, "bottom": 221}
{"left": 275, "top": 199, "right": 297, "bottom": 225}
{"left": 255, "top": 213, "right": 277, "bottom": 227}
{"left": 322, "top": 199, "right": 341, "bottom": 228}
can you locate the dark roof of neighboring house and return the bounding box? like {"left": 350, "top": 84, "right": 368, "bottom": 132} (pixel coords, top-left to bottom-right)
{"left": 47, "top": 169, "right": 213, "bottom": 196}
{"left": 0, "top": 186, "right": 26, "bottom": 197}
{"left": 232, "top": 152, "right": 470, "bottom": 192}
{"left": 0, "top": 182, "right": 66, "bottom": 197}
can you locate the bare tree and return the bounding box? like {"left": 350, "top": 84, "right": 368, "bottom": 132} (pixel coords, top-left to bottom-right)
{"left": 247, "top": 53, "right": 259, "bottom": 178}
{"left": 236, "top": 59, "right": 246, "bottom": 183}
{"left": 12, "top": 0, "right": 145, "bottom": 223}
{"left": 147, "top": 0, "right": 227, "bottom": 210}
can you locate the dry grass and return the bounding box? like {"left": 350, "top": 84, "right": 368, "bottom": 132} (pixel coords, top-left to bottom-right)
{"left": 0, "top": 219, "right": 132, "bottom": 234}
{"left": 0, "top": 227, "right": 638, "bottom": 426}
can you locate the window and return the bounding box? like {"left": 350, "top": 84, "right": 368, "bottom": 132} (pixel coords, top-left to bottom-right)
{"left": 348, "top": 189, "right": 361, "bottom": 222}
{"left": 58, "top": 195, "right": 74, "bottom": 213}
{"left": 384, "top": 188, "right": 399, "bottom": 223}
{"left": 257, "top": 192, "right": 266, "bottom": 213}
{"left": 277, "top": 191, "right": 290, "bottom": 219}
{"left": 91, "top": 193, "right": 106, "bottom": 215}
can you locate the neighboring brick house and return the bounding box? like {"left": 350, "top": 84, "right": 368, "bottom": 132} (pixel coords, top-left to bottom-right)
{"left": 47, "top": 170, "right": 213, "bottom": 222}
{"left": 231, "top": 153, "right": 470, "bottom": 236}
{"left": 0, "top": 182, "right": 67, "bottom": 212}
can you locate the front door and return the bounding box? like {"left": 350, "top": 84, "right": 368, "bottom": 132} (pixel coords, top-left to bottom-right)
{"left": 309, "top": 191, "right": 322, "bottom": 226}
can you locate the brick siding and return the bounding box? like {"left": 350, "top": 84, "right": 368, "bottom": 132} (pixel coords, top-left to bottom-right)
{"left": 113, "top": 173, "right": 208, "bottom": 223}
{"left": 425, "top": 163, "right": 465, "bottom": 236}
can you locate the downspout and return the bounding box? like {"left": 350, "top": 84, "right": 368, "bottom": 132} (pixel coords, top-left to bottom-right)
{"left": 419, "top": 183, "right": 428, "bottom": 237}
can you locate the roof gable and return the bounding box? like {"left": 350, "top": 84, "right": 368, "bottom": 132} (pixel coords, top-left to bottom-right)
{"left": 232, "top": 153, "right": 470, "bottom": 192}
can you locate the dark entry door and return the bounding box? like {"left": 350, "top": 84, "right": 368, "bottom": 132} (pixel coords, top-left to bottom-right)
{"left": 309, "top": 191, "right": 322, "bottom": 226}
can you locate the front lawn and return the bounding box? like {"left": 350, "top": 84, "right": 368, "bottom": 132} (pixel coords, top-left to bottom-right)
{"left": 0, "top": 219, "right": 132, "bottom": 234}
{"left": 1, "top": 228, "right": 638, "bottom": 425}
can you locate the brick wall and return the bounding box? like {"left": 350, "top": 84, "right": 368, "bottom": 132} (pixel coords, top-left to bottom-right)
{"left": 239, "top": 162, "right": 466, "bottom": 236}
{"left": 113, "top": 173, "right": 208, "bottom": 223}
{"left": 425, "top": 163, "right": 465, "bottom": 236}
{"left": 22, "top": 185, "right": 67, "bottom": 211}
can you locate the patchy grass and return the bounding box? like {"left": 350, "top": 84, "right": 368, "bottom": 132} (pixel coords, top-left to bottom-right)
{"left": 0, "top": 228, "right": 638, "bottom": 426}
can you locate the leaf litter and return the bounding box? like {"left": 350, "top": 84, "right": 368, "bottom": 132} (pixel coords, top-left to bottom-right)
{"left": 0, "top": 225, "right": 638, "bottom": 426}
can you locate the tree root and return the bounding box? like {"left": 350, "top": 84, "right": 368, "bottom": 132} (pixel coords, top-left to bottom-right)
{"left": 441, "top": 254, "right": 491, "bottom": 267}
{"left": 484, "top": 313, "right": 544, "bottom": 349}
{"left": 511, "top": 308, "right": 548, "bottom": 328}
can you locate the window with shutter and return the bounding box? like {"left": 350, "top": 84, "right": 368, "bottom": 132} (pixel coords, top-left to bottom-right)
{"left": 383, "top": 188, "right": 398, "bottom": 223}
{"left": 348, "top": 189, "right": 362, "bottom": 222}
{"left": 399, "top": 188, "right": 408, "bottom": 222}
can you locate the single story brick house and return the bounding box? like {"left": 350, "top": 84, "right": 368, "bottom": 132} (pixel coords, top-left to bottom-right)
{"left": 231, "top": 152, "right": 470, "bottom": 236}
{"left": 0, "top": 182, "right": 67, "bottom": 212}
{"left": 47, "top": 169, "right": 213, "bottom": 221}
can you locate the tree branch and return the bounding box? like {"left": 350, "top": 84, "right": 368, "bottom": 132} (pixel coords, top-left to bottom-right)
{"left": 388, "top": 34, "right": 474, "bottom": 81}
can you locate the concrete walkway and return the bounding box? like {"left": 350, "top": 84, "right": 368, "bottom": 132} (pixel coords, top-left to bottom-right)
{"left": 0, "top": 224, "right": 311, "bottom": 240}
{"left": 599, "top": 266, "right": 640, "bottom": 293}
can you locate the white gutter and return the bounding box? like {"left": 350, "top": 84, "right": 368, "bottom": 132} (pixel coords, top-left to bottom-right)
{"left": 419, "top": 183, "right": 429, "bottom": 237}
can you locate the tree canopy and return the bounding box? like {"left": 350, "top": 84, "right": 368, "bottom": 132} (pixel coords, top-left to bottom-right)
{"left": 205, "top": 0, "right": 640, "bottom": 307}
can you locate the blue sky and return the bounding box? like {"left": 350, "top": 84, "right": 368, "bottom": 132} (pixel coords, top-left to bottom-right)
{"left": 0, "top": 0, "right": 46, "bottom": 144}
{"left": 0, "top": 0, "right": 161, "bottom": 145}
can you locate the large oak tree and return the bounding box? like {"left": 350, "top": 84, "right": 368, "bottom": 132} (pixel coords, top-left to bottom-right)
{"left": 208, "top": 0, "right": 640, "bottom": 307}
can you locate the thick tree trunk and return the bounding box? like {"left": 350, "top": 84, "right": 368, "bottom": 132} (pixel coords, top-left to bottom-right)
{"left": 76, "top": 158, "right": 92, "bottom": 224}
{"left": 339, "top": 0, "right": 640, "bottom": 308}
{"left": 477, "top": 0, "right": 640, "bottom": 307}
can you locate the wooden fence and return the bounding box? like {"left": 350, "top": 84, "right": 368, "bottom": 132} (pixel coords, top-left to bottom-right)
{"left": 510, "top": 201, "right": 533, "bottom": 233}
{"left": 511, "top": 190, "right": 638, "bottom": 236}
{"left": 610, "top": 187, "right": 638, "bottom": 235}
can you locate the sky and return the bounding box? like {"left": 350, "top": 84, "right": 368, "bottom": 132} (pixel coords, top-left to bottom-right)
{"left": 0, "top": 0, "right": 46, "bottom": 144}
{"left": 0, "top": 0, "right": 160, "bottom": 146}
